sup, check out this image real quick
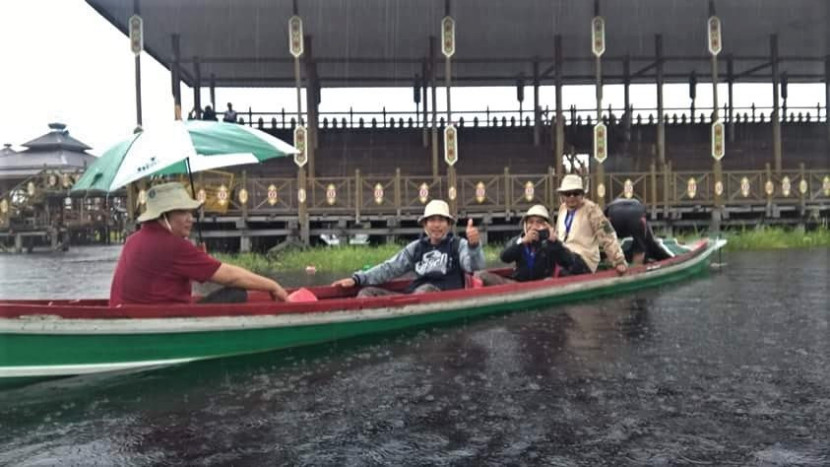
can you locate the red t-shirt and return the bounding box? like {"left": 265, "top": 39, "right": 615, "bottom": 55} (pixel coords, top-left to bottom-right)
{"left": 109, "top": 222, "right": 222, "bottom": 306}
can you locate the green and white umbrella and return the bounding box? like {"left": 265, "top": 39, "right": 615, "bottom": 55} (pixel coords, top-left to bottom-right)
{"left": 72, "top": 120, "right": 298, "bottom": 193}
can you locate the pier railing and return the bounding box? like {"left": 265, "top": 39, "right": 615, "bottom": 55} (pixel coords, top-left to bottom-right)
{"left": 234, "top": 103, "right": 827, "bottom": 131}
{"left": 190, "top": 167, "right": 830, "bottom": 219}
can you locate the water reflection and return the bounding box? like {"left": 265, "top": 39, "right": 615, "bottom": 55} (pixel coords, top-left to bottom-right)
{"left": 1, "top": 248, "right": 829, "bottom": 465}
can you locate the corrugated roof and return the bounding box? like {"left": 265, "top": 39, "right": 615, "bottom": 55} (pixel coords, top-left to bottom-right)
{"left": 86, "top": 0, "right": 829, "bottom": 87}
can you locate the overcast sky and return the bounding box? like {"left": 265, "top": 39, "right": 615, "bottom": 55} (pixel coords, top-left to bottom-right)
{"left": 0, "top": 0, "right": 823, "bottom": 156}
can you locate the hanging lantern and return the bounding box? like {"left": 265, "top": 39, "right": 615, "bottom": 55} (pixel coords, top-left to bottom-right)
{"left": 137, "top": 189, "right": 147, "bottom": 206}
{"left": 623, "top": 179, "right": 634, "bottom": 199}
{"left": 197, "top": 188, "right": 207, "bottom": 203}
{"left": 26, "top": 181, "right": 36, "bottom": 196}
{"left": 217, "top": 184, "right": 229, "bottom": 206}
{"left": 686, "top": 178, "right": 697, "bottom": 199}
{"left": 418, "top": 183, "right": 429, "bottom": 204}
{"left": 444, "top": 125, "right": 458, "bottom": 166}
{"left": 326, "top": 184, "right": 337, "bottom": 205}
{"left": 62, "top": 173, "right": 72, "bottom": 188}
{"left": 48, "top": 173, "right": 58, "bottom": 187}
{"left": 298, "top": 188, "right": 307, "bottom": 204}
{"left": 474, "top": 182, "right": 486, "bottom": 203}
{"left": 593, "top": 123, "right": 607, "bottom": 163}
{"left": 373, "top": 183, "right": 384, "bottom": 205}
{"left": 764, "top": 180, "right": 775, "bottom": 196}
{"left": 267, "top": 184, "right": 278, "bottom": 205}
{"left": 822, "top": 176, "right": 830, "bottom": 197}
{"left": 596, "top": 182, "right": 606, "bottom": 199}
{"left": 781, "top": 177, "right": 791, "bottom": 197}
{"left": 740, "top": 177, "right": 751, "bottom": 197}
{"left": 714, "top": 181, "right": 724, "bottom": 197}
{"left": 0, "top": 199, "right": 8, "bottom": 214}
{"left": 524, "top": 181, "right": 535, "bottom": 202}
{"left": 798, "top": 179, "right": 808, "bottom": 195}
{"left": 448, "top": 186, "right": 457, "bottom": 201}
{"left": 238, "top": 188, "right": 249, "bottom": 205}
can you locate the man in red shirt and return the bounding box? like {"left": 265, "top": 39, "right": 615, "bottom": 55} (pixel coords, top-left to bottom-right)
{"left": 110, "top": 182, "right": 287, "bottom": 306}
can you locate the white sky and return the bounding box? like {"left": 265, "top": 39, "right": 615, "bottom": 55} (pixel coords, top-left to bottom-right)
{"left": 0, "top": 0, "right": 824, "bottom": 155}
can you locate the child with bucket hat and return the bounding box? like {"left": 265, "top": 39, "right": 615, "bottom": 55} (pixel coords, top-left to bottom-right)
{"left": 110, "top": 182, "right": 288, "bottom": 305}
{"left": 332, "top": 200, "right": 485, "bottom": 296}
{"left": 549, "top": 175, "right": 627, "bottom": 276}
{"left": 476, "top": 204, "right": 559, "bottom": 285}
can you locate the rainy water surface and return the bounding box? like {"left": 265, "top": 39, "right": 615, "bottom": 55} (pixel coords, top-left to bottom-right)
{"left": 1, "top": 247, "right": 829, "bottom": 465}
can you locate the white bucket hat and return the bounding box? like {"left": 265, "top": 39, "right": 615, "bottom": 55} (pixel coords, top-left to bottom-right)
{"left": 521, "top": 204, "right": 550, "bottom": 223}
{"left": 137, "top": 182, "right": 202, "bottom": 223}
{"left": 417, "top": 199, "right": 455, "bottom": 224}
{"left": 557, "top": 174, "right": 585, "bottom": 193}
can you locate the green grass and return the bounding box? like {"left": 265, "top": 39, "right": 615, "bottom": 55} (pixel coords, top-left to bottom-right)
{"left": 719, "top": 226, "right": 830, "bottom": 251}
{"left": 215, "top": 227, "right": 829, "bottom": 274}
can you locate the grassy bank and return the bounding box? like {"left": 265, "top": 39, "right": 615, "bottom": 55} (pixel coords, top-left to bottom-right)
{"left": 719, "top": 226, "right": 830, "bottom": 251}
{"left": 215, "top": 227, "right": 829, "bottom": 275}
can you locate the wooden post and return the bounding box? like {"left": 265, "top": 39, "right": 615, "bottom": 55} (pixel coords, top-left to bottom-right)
{"left": 593, "top": 10, "right": 605, "bottom": 208}
{"left": 711, "top": 19, "right": 722, "bottom": 210}
{"left": 132, "top": 1, "right": 143, "bottom": 129}
{"left": 662, "top": 157, "right": 670, "bottom": 216}
{"left": 304, "top": 35, "right": 318, "bottom": 179}
{"left": 193, "top": 57, "right": 202, "bottom": 118}
{"left": 298, "top": 168, "right": 309, "bottom": 245}
{"left": 430, "top": 36, "right": 439, "bottom": 180}
{"left": 547, "top": 166, "right": 555, "bottom": 208}
{"left": 422, "top": 59, "right": 429, "bottom": 147}
{"left": 554, "top": 35, "right": 564, "bottom": 184}
{"left": 503, "top": 167, "right": 511, "bottom": 215}
{"left": 355, "top": 169, "right": 361, "bottom": 221}
{"left": 239, "top": 171, "right": 250, "bottom": 253}
{"left": 209, "top": 74, "right": 216, "bottom": 110}
{"left": 241, "top": 170, "right": 248, "bottom": 221}
{"left": 825, "top": 56, "right": 830, "bottom": 142}
{"left": 533, "top": 59, "right": 540, "bottom": 146}
{"left": 771, "top": 34, "right": 782, "bottom": 174}
{"left": 765, "top": 162, "right": 774, "bottom": 214}
{"left": 727, "top": 55, "right": 735, "bottom": 142}
{"left": 655, "top": 34, "right": 665, "bottom": 167}
{"left": 650, "top": 160, "right": 657, "bottom": 217}
{"left": 394, "top": 168, "right": 402, "bottom": 217}
{"left": 171, "top": 34, "right": 182, "bottom": 120}
{"left": 623, "top": 54, "right": 631, "bottom": 142}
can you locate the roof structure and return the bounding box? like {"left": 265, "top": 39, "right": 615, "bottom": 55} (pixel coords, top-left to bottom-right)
{"left": 0, "top": 144, "right": 17, "bottom": 158}
{"left": 0, "top": 124, "right": 96, "bottom": 181}
{"left": 86, "top": 0, "right": 828, "bottom": 88}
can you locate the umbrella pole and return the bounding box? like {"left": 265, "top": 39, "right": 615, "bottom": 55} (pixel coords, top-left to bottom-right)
{"left": 185, "top": 157, "right": 204, "bottom": 246}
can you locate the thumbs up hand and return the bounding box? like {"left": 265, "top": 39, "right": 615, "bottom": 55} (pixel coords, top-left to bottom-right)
{"left": 466, "top": 218, "right": 480, "bottom": 247}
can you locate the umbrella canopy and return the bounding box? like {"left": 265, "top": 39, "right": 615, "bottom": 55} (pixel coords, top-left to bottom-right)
{"left": 72, "top": 121, "right": 298, "bottom": 193}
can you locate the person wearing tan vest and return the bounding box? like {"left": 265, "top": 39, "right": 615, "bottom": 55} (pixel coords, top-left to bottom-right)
{"left": 549, "top": 175, "right": 627, "bottom": 276}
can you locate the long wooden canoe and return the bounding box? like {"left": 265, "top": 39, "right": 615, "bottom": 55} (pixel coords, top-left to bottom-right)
{"left": 0, "top": 238, "right": 725, "bottom": 387}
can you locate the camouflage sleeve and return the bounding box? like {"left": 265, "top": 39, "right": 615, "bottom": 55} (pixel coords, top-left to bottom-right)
{"left": 354, "top": 240, "right": 417, "bottom": 285}
{"left": 587, "top": 204, "right": 627, "bottom": 266}
{"left": 459, "top": 238, "right": 486, "bottom": 273}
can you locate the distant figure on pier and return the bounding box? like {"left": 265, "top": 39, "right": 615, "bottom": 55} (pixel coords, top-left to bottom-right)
{"left": 476, "top": 204, "right": 558, "bottom": 286}
{"left": 332, "top": 200, "right": 485, "bottom": 297}
{"left": 187, "top": 106, "right": 202, "bottom": 120}
{"left": 222, "top": 102, "right": 238, "bottom": 123}
{"left": 550, "top": 175, "right": 627, "bottom": 276}
{"left": 202, "top": 105, "right": 218, "bottom": 121}
{"left": 109, "top": 182, "right": 287, "bottom": 306}
{"left": 604, "top": 198, "right": 671, "bottom": 265}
